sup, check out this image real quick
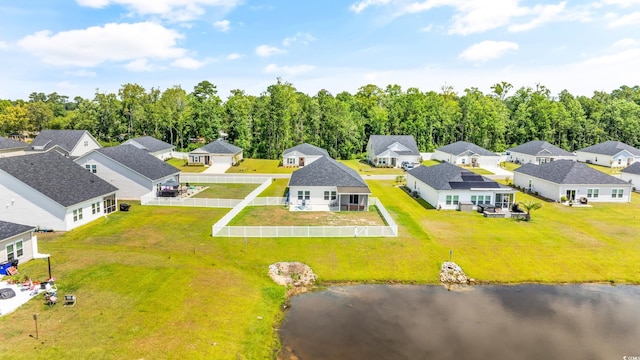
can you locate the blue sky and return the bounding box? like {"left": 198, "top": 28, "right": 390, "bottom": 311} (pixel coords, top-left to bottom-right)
{"left": 1, "top": 0, "right": 640, "bottom": 100}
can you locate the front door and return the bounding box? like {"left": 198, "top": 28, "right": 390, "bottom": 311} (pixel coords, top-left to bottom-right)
{"left": 391, "top": 158, "right": 397, "bottom": 167}
{"left": 205, "top": 156, "right": 210, "bottom": 165}
{"left": 299, "top": 157, "right": 305, "bottom": 166}
{"left": 565, "top": 189, "right": 576, "bottom": 201}
{"left": 471, "top": 157, "right": 478, "bottom": 167}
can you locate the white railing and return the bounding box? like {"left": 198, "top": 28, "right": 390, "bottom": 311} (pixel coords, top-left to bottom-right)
{"left": 140, "top": 195, "right": 242, "bottom": 208}
{"left": 211, "top": 179, "right": 273, "bottom": 234}
{"left": 212, "top": 196, "right": 398, "bottom": 237}
{"left": 250, "top": 197, "right": 288, "bottom": 206}
{"left": 180, "top": 175, "right": 270, "bottom": 184}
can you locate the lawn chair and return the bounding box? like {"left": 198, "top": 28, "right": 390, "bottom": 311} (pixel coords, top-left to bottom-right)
{"left": 63, "top": 295, "right": 76, "bottom": 307}
{"left": 44, "top": 292, "right": 57, "bottom": 306}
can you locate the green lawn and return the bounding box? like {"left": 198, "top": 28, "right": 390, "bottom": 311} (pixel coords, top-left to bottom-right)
{"left": 191, "top": 183, "right": 259, "bottom": 199}
{"left": 466, "top": 167, "right": 494, "bottom": 175}
{"left": 2, "top": 183, "right": 640, "bottom": 358}
{"left": 422, "top": 159, "right": 441, "bottom": 166}
{"left": 165, "top": 158, "right": 207, "bottom": 173}
{"left": 338, "top": 159, "right": 405, "bottom": 175}
{"left": 229, "top": 206, "right": 386, "bottom": 226}
{"left": 258, "top": 178, "right": 289, "bottom": 197}
{"left": 225, "top": 159, "right": 296, "bottom": 174}
{"left": 500, "top": 161, "right": 520, "bottom": 172}
{"left": 587, "top": 163, "right": 623, "bottom": 175}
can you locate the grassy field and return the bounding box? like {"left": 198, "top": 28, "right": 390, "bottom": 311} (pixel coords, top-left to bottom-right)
{"left": 225, "top": 159, "right": 295, "bottom": 174}
{"left": 258, "top": 179, "right": 289, "bottom": 197}
{"left": 422, "top": 159, "right": 441, "bottom": 166}
{"left": 465, "top": 167, "right": 494, "bottom": 175}
{"left": 191, "top": 183, "right": 259, "bottom": 199}
{"left": 2, "top": 182, "right": 640, "bottom": 358}
{"left": 229, "top": 206, "right": 386, "bottom": 226}
{"left": 339, "top": 159, "right": 405, "bottom": 175}
{"left": 500, "top": 161, "right": 520, "bottom": 172}
{"left": 165, "top": 158, "right": 207, "bottom": 173}
{"left": 587, "top": 163, "right": 623, "bottom": 175}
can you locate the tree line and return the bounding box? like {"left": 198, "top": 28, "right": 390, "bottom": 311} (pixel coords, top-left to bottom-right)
{"left": 1, "top": 79, "right": 640, "bottom": 159}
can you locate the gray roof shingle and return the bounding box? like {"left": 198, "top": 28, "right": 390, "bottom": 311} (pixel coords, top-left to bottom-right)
{"left": 0, "top": 152, "right": 118, "bottom": 207}
{"left": 288, "top": 156, "right": 370, "bottom": 192}
{"left": 0, "top": 220, "right": 34, "bottom": 240}
{"left": 369, "top": 135, "right": 420, "bottom": 156}
{"left": 125, "top": 136, "right": 175, "bottom": 153}
{"left": 29, "top": 130, "right": 95, "bottom": 153}
{"left": 508, "top": 140, "right": 575, "bottom": 157}
{"left": 193, "top": 139, "right": 242, "bottom": 154}
{"left": 0, "top": 136, "right": 27, "bottom": 151}
{"left": 621, "top": 162, "right": 640, "bottom": 175}
{"left": 435, "top": 141, "right": 497, "bottom": 157}
{"left": 515, "top": 160, "right": 630, "bottom": 185}
{"left": 577, "top": 140, "right": 640, "bottom": 156}
{"left": 407, "top": 162, "right": 508, "bottom": 190}
{"left": 283, "top": 143, "right": 329, "bottom": 157}
{"left": 96, "top": 145, "right": 180, "bottom": 180}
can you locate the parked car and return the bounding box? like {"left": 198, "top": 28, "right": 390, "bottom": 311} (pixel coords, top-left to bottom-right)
{"left": 402, "top": 162, "right": 415, "bottom": 171}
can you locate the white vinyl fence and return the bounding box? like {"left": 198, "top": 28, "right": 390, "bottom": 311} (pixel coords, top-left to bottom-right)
{"left": 181, "top": 175, "right": 269, "bottom": 184}
{"left": 212, "top": 197, "right": 398, "bottom": 238}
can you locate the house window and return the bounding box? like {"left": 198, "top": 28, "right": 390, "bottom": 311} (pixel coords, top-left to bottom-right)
{"left": 324, "top": 191, "right": 330, "bottom": 200}
{"left": 324, "top": 191, "right": 337, "bottom": 201}
{"left": 612, "top": 189, "right": 624, "bottom": 198}
{"left": 587, "top": 189, "right": 599, "bottom": 198}
{"left": 85, "top": 164, "right": 97, "bottom": 173}
{"left": 471, "top": 195, "right": 477, "bottom": 205}
{"left": 349, "top": 194, "right": 359, "bottom": 204}
{"left": 461, "top": 159, "right": 466, "bottom": 165}
{"left": 104, "top": 195, "right": 116, "bottom": 213}
{"left": 298, "top": 191, "right": 303, "bottom": 200}
{"left": 453, "top": 195, "right": 459, "bottom": 205}
{"left": 92, "top": 201, "right": 101, "bottom": 214}
{"left": 192, "top": 156, "right": 200, "bottom": 163}
{"left": 6, "top": 241, "right": 23, "bottom": 261}
{"left": 73, "top": 208, "right": 83, "bottom": 222}
{"left": 298, "top": 191, "right": 310, "bottom": 200}
{"left": 446, "top": 195, "right": 452, "bottom": 205}
{"left": 287, "top": 157, "right": 295, "bottom": 165}
{"left": 84, "top": 140, "right": 88, "bottom": 147}
{"left": 618, "top": 159, "right": 622, "bottom": 165}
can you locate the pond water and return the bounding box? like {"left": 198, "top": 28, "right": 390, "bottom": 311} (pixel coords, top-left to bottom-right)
{"left": 278, "top": 284, "right": 640, "bottom": 360}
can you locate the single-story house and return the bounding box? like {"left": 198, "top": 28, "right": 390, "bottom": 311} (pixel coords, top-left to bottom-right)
{"left": 282, "top": 143, "right": 329, "bottom": 167}
{"left": 367, "top": 135, "right": 421, "bottom": 168}
{"left": 188, "top": 139, "right": 243, "bottom": 168}
{"left": 0, "top": 136, "right": 27, "bottom": 158}
{"left": 620, "top": 162, "right": 640, "bottom": 189}
{"left": 0, "top": 152, "right": 118, "bottom": 231}
{"left": 0, "top": 220, "right": 38, "bottom": 266}
{"left": 122, "top": 136, "right": 175, "bottom": 160}
{"left": 74, "top": 144, "right": 180, "bottom": 200}
{"left": 27, "top": 129, "right": 101, "bottom": 157}
{"left": 406, "top": 162, "right": 516, "bottom": 210}
{"left": 575, "top": 140, "right": 640, "bottom": 168}
{"left": 288, "top": 156, "right": 370, "bottom": 211}
{"left": 507, "top": 140, "right": 576, "bottom": 164}
{"left": 514, "top": 160, "right": 632, "bottom": 203}
{"left": 433, "top": 141, "right": 500, "bottom": 168}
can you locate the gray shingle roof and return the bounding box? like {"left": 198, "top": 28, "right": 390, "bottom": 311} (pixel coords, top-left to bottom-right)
{"left": 193, "top": 139, "right": 242, "bottom": 154}
{"left": 96, "top": 145, "right": 180, "bottom": 180}
{"left": 0, "top": 220, "right": 34, "bottom": 240}
{"left": 508, "top": 140, "right": 575, "bottom": 157}
{"left": 436, "top": 141, "right": 497, "bottom": 156}
{"left": 0, "top": 152, "right": 118, "bottom": 207}
{"left": 577, "top": 140, "right": 640, "bottom": 156}
{"left": 125, "top": 136, "right": 174, "bottom": 153}
{"left": 621, "top": 162, "right": 640, "bottom": 175}
{"left": 369, "top": 135, "right": 420, "bottom": 156}
{"left": 283, "top": 143, "right": 329, "bottom": 157}
{"left": 29, "top": 130, "right": 95, "bottom": 152}
{"left": 288, "top": 156, "right": 370, "bottom": 192}
{"left": 407, "top": 162, "right": 508, "bottom": 190}
{"left": 515, "top": 160, "right": 630, "bottom": 185}
{"left": 0, "top": 136, "right": 27, "bottom": 151}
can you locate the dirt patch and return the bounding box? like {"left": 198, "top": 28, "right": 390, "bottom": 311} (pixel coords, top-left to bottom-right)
{"left": 268, "top": 262, "right": 316, "bottom": 288}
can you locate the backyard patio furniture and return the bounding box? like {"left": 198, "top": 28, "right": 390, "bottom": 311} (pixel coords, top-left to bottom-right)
{"left": 44, "top": 293, "right": 57, "bottom": 306}
{"left": 63, "top": 295, "right": 76, "bottom": 307}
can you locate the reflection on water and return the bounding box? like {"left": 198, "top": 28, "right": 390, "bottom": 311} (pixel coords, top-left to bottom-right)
{"left": 279, "top": 284, "right": 640, "bottom": 360}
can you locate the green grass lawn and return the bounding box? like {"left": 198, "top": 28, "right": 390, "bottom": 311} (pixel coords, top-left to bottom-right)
{"left": 587, "top": 163, "right": 623, "bottom": 175}
{"left": 190, "top": 183, "right": 259, "bottom": 199}
{"left": 338, "top": 159, "right": 405, "bottom": 175}
{"left": 465, "top": 167, "right": 494, "bottom": 175}
{"left": 225, "top": 159, "right": 296, "bottom": 174}
{"left": 228, "top": 206, "right": 386, "bottom": 226}
{"left": 422, "top": 159, "right": 441, "bottom": 166}
{"left": 500, "top": 161, "right": 520, "bottom": 172}
{"left": 258, "top": 178, "right": 289, "bottom": 197}
{"left": 165, "top": 158, "right": 207, "bottom": 173}
{"left": 2, "top": 182, "right": 640, "bottom": 358}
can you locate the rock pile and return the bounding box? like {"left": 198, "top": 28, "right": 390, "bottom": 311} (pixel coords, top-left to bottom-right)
{"left": 440, "top": 262, "right": 468, "bottom": 284}
{"left": 268, "top": 262, "right": 317, "bottom": 287}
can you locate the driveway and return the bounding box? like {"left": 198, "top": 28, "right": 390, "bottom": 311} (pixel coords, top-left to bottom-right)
{"left": 202, "top": 164, "right": 231, "bottom": 174}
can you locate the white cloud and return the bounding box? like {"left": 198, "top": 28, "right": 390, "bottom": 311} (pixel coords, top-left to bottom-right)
{"left": 350, "top": 0, "right": 394, "bottom": 13}
{"left": 612, "top": 38, "right": 640, "bottom": 48}
{"left": 255, "top": 45, "right": 287, "bottom": 57}
{"left": 0, "top": 41, "right": 8, "bottom": 50}
{"left": 602, "top": 0, "right": 640, "bottom": 7}
{"left": 581, "top": 48, "right": 640, "bottom": 65}
{"left": 459, "top": 40, "right": 519, "bottom": 62}
{"left": 214, "top": 19, "right": 231, "bottom": 32}
{"left": 282, "top": 32, "right": 316, "bottom": 47}
{"left": 263, "top": 64, "right": 315, "bottom": 76}
{"left": 17, "top": 22, "right": 185, "bottom": 67}
{"left": 64, "top": 69, "right": 97, "bottom": 77}
{"left": 171, "top": 56, "right": 206, "bottom": 69}
{"left": 508, "top": 2, "right": 567, "bottom": 32}
{"left": 608, "top": 11, "right": 640, "bottom": 27}
{"left": 125, "top": 58, "right": 162, "bottom": 72}
{"left": 226, "top": 52, "right": 244, "bottom": 60}
{"left": 421, "top": 24, "right": 433, "bottom": 32}
{"left": 76, "top": 0, "right": 242, "bottom": 22}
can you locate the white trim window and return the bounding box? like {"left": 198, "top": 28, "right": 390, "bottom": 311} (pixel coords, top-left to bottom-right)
{"left": 92, "top": 201, "right": 101, "bottom": 214}
{"left": 611, "top": 189, "right": 624, "bottom": 198}
{"left": 85, "top": 164, "right": 97, "bottom": 173}
{"left": 287, "top": 157, "right": 296, "bottom": 165}
{"left": 587, "top": 189, "right": 599, "bottom": 198}
{"left": 297, "top": 191, "right": 310, "bottom": 201}
{"left": 324, "top": 191, "right": 337, "bottom": 200}
{"left": 6, "top": 240, "right": 24, "bottom": 261}
{"left": 73, "top": 208, "right": 83, "bottom": 222}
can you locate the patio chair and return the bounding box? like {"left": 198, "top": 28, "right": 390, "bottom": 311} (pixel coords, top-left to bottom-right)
{"left": 63, "top": 294, "right": 76, "bottom": 307}
{"left": 44, "top": 293, "right": 57, "bottom": 306}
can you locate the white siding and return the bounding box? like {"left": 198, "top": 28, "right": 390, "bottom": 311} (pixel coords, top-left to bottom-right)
{"left": 282, "top": 151, "right": 324, "bottom": 167}
{"left": 69, "top": 132, "right": 101, "bottom": 157}
{"left": 288, "top": 186, "right": 336, "bottom": 209}
{"left": 509, "top": 152, "right": 577, "bottom": 165}
{"left": 513, "top": 172, "right": 632, "bottom": 202}
{"left": 621, "top": 172, "right": 640, "bottom": 188}
{"left": 63, "top": 196, "right": 116, "bottom": 230}
{"left": 0, "top": 231, "right": 35, "bottom": 263}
